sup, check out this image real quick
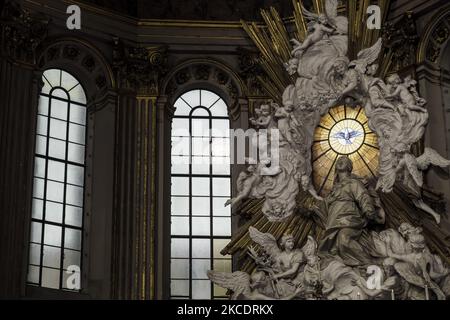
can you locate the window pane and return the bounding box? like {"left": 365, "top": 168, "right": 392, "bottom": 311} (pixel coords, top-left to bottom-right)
{"left": 201, "top": 90, "right": 220, "bottom": 108}
{"left": 44, "top": 69, "right": 61, "bottom": 87}
{"left": 213, "top": 197, "right": 230, "bottom": 216}
{"left": 171, "top": 217, "right": 189, "bottom": 236}
{"left": 174, "top": 99, "right": 191, "bottom": 116}
{"left": 192, "top": 119, "right": 209, "bottom": 137}
{"left": 35, "top": 135, "right": 47, "bottom": 156}
{"left": 212, "top": 138, "right": 230, "bottom": 156}
{"left": 171, "top": 197, "right": 189, "bottom": 216}
{"left": 36, "top": 115, "right": 48, "bottom": 135}
{"left": 30, "top": 222, "right": 42, "bottom": 243}
{"left": 63, "top": 249, "right": 81, "bottom": 269}
{"left": 65, "top": 228, "right": 82, "bottom": 250}
{"left": 61, "top": 71, "right": 80, "bottom": 91}
{"left": 69, "top": 123, "right": 85, "bottom": 144}
{"left": 213, "top": 259, "right": 231, "bottom": 273}
{"left": 213, "top": 239, "right": 230, "bottom": 259}
{"left": 48, "top": 138, "right": 66, "bottom": 160}
{"left": 192, "top": 217, "right": 210, "bottom": 236}
{"left": 171, "top": 238, "right": 189, "bottom": 258}
{"left": 192, "top": 108, "right": 209, "bottom": 116}
{"left": 172, "top": 119, "right": 189, "bottom": 134}
{"left": 213, "top": 178, "right": 230, "bottom": 197}
{"left": 181, "top": 90, "right": 200, "bottom": 107}
{"left": 65, "top": 205, "right": 83, "bottom": 227}
{"left": 52, "top": 88, "right": 68, "bottom": 100}
{"left": 45, "top": 201, "right": 63, "bottom": 224}
{"left": 67, "top": 164, "right": 84, "bottom": 186}
{"left": 50, "top": 98, "right": 68, "bottom": 121}
{"left": 210, "top": 99, "right": 228, "bottom": 116}
{"left": 69, "top": 84, "right": 87, "bottom": 104}
{"left": 68, "top": 143, "right": 85, "bottom": 164}
{"left": 192, "top": 259, "right": 210, "bottom": 279}
{"left": 49, "top": 118, "right": 67, "bottom": 140}
{"left": 212, "top": 157, "right": 230, "bottom": 175}
{"left": 66, "top": 184, "right": 83, "bottom": 207}
{"left": 192, "top": 137, "right": 210, "bottom": 156}
{"left": 192, "top": 280, "right": 211, "bottom": 299}
{"left": 171, "top": 280, "right": 189, "bottom": 296}
{"left": 171, "top": 259, "right": 189, "bottom": 279}
{"left": 192, "top": 197, "right": 210, "bottom": 216}
{"left": 47, "top": 160, "right": 65, "bottom": 182}
{"left": 192, "top": 156, "right": 209, "bottom": 175}
{"left": 33, "top": 178, "right": 45, "bottom": 199}
{"left": 171, "top": 137, "right": 190, "bottom": 156}
{"left": 32, "top": 198, "right": 44, "bottom": 220}
{"left": 69, "top": 104, "right": 86, "bottom": 125}
{"left": 43, "top": 245, "right": 61, "bottom": 268}
{"left": 27, "top": 265, "right": 40, "bottom": 284}
{"left": 192, "top": 239, "right": 210, "bottom": 258}
{"left": 46, "top": 180, "right": 64, "bottom": 203}
{"left": 34, "top": 157, "right": 46, "bottom": 178}
{"left": 191, "top": 178, "right": 209, "bottom": 196}
{"left": 41, "top": 267, "right": 60, "bottom": 289}
{"left": 171, "top": 177, "right": 189, "bottom": 196}
{"left": 213, "top": 217, "right": 231, "bottom": 236}
{"left": 29, "top": 243, "right": 41, "bottom": 266}
{"left": 44, "top": 224, "right": 62, "bottom": 247}
{"left": 38, "top": 96, "right": 49, "bottom": 116}
{"left": 212, "top": 120, "right": 229, "bottom": 137}
{"left": 171, "top": 156, "right": 189, "bottom": 174}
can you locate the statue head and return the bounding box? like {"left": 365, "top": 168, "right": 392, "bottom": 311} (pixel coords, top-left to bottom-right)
{"left": 333, "top": 57, "right": 350, "bottom": 75}
{"left": 335, "top": 156, "right": 353, "bottom": 174}
{"left": 409, "top": 234, "right": 426, "bottom": 252}
{"left": 318, "top": 14, "right": 327, "bottom": 24}
{"left": 260, "top": 104, "right": 272, "bottom": 116}
{"left": 301, "top": 175, "right": 310, "bottom": 190}
{"left": 285, "top": 58, "right": 299, "bottom": 75}
{"left": 382, "top": 257, "right": 396, "bottom": 276}
{"left": 367, "top": 63, "right": 379, "bottom": 76}
{"left": 398, "top": 222, "right": 422, "bottom": 239}
{"left": 386, "top": 73, "right": 402, "bottom": 86}
{"left": 394, "top": 142, "right": 409, "bottom": 154}
{"left": 307, "top": 255, "right": 319, "bottom": 267}
{"left": 280, "top": 233, "right": 295, "bottom": 251}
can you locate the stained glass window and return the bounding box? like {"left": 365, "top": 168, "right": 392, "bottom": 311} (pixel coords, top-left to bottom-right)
{"left": 170, "top": 89, "right": 232, "bottom": 299}
{"left": 27, "top": 69, "right": 86, "bottom": 291}
{"left": 312, "top": 105, "right": 379, "bottom": 195}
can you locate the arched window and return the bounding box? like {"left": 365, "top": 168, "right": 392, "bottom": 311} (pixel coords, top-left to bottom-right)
{"left": 170, "top": 89, "right": 232, "bottom": 299}
{"left": 27, "top": 69, "right": 87, "bottom": 291}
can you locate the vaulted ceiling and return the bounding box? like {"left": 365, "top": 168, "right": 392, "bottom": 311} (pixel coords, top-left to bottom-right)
{"left": 81, "top": 0, "right": 308, "bottom": 21}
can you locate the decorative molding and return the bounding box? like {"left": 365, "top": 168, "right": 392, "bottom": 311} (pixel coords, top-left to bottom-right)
{"left": 163, "top": 59, "right": 243, "bottom": 121}
{"left": 417, "top": 3, "right": 450, "bottom": 65}
{"left": 112, "top": 38, "right": 168, "bottom": 96}
{"left": 0, "top": 1, "right": 48, "bottom": 65}
{"left": 381, "top": 11, "right": 419, "bottom": 75}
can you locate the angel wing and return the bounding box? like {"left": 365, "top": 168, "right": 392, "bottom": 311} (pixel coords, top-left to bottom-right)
{"left": 416, "top": 147, "right": 450, "bottom": 171}
{"left": 403, "top": 153, "right": 423, "bottom": 188}
{"left": 301, "top": 3, "right": 319, "bottom": 22}
{"left": 325, "top": 0, "right": 348, "bottom": 34}
{"left": 350, "top": 39, "right": 383, "bottom": 73}
{"left": 301, "top": 235, "right": 318, "bottom": 257}
{"left": 236, "top": 171, "right": 249, "bottom": 193}
{"left": 207, "top": 271, "right": 250, "bottom": 300}
{"left": 325, "top": 0, "right": 338, "bottom": 20}
{"left": 248, "top": 226, "right": 281, "bottom": 258}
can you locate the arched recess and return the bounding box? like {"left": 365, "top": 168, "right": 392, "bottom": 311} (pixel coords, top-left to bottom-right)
{"left": 416, "top": 6, "right": 450, "bottom": 216}
{"left": 155, "top": 59, "right": 249, "bottom": 299}
{"left": 27, "top": 38, "right": 116, "bottom": 299}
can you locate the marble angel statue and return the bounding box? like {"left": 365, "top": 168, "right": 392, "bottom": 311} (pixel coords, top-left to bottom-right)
{"left": 291, "top": 0, "right": 347, "bottom": 59}
{"left": 207, "top": 270, "right": 302, "bottom": 300}
{"left": 224, "top": 159, "right": 279, "bottom": 208}
{"left": 248, "top": 227, "right": 308, "bottom": 298}
{"left": 385, "top": 74, "right": 427, "bottom": 114}
{"left": 394, "top": 147, "right": 450, "bottom": 223}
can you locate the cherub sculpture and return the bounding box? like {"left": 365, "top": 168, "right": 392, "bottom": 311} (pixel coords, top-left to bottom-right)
{"left": 385, "top": 74, "right": 428, "bottom": 114}
{"left": 291, "top": 0, "right": 347, "bottom": 59}
{"left": 250, "top": 103, "right": 275, "bottom": 129}
{"left": 224, "top": 159, "right": 276, "bottom": 208}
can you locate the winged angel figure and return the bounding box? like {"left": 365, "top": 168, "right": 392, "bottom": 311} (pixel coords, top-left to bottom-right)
{"left": 291, "top": 0, "right": 348, "bottom": 58}
{"left": 395, "top": 148, "right": 450, "bottom": 224}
